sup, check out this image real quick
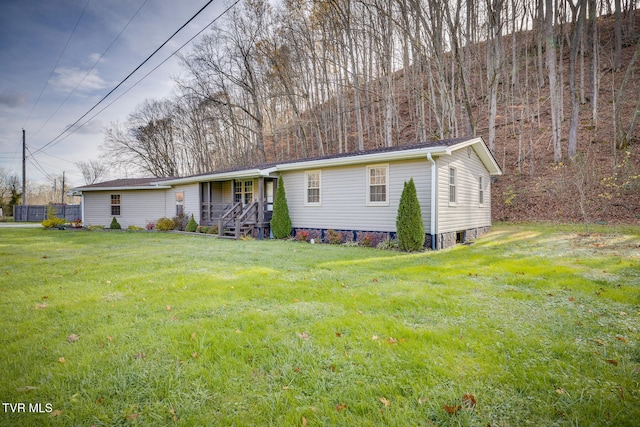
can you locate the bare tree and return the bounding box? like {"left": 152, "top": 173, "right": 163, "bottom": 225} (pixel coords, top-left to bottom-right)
{"left": 76, "top": 160, "right": 108, "bottom": 185}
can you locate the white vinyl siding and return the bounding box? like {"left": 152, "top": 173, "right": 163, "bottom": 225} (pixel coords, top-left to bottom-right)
{"left": 84, "top": 190, "right": 167, "bottom": 229}
{"left": 282, "top": 159, "right": 432, "bottom": 233}
{"left": 305, "top": 171, "right": 321, "bottom": 205}
{"left": 437, "top": 146, "right": 492, "bottom": 233}
{"left": 166, "top": 184, "right": 200, "bottom": 223}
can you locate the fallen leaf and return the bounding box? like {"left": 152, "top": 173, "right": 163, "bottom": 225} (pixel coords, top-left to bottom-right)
{"left": 302, "top": 416, "right": 308, "bottom": 426}
{"left": 67, "top": 334, "right": 79, "bottom": 343}
{"left": 191, "top": 352, "right": 200, "bottom": 359}
{"left": 335, "top": 402, "right": 347, "bottom": 412}
{"left": 372, "top": 335, "right": 379, "bottom": 340}
{"left": 619, "top": 311, "right": 628, "bottom": 316}
{"left": 386, "top": 337, "right": 397, "bottom": 344}
{"left": 50, "top": 410, "right": 62, "bottom": 417}
{"left": 171, "top": 315, "right": 179, "bottom": 321}
{"left": 444, "top": 404, "right": 461, "bottom": 415}
{"left": 16, "top": 386, "right": 38, "bottom": 392}
{"left": 293, "top": 298, "right": 300, "bottom": 303}
{"left": 58, "top": 357, "right": 66, "bottom": 364}
{"left": 568, "top": 296, "right": 575, "bottom": 302}
{"left": 341, "top": 283, "right": 348, "bottom": 288}
{"left": 107, "top": 336, "right": 113, "bottom": 342}
{"left": 593, "top": 338, "right": 607, "bottom": 346}
{"left": 418, "top": 397, "right": 428, "bottom": 405}
{"left": 373, "top": 278, "right": 379, "bottom": 283}
{"left": 555, "top": 388, "right": 566, "bottom": 394}
{"left": 335, "top": 332, "right": 342, "bottom": 337}
{"left": 298, "top": 332, "right": 309, "bottom": 340}
{"left": 606, "top": 359, "right": 619, "bottom": 366}
{"left": 191, "top": 332, "right": 196, "bottom": 340}
{"left": 615, "top": 335, "right": 628, "bottom": 343}
{"left": 379, "top": 396, "right": 390, "bottom": 407}
{"left": 126, "top": 413, "right": 139, "bottom": 420}
{"left": 235, "top": 329, "right": 243, "bottom": 334}
{"left": 462, "top": 393, "right": 477, "bottom": 409}
{"left": 42, "top": 255, "right": 48, "bottom": 259}
{"left": 166, "top": 305, "right": 171, "bottom": 311}
{"left": 96, "top": 397, "right": 105, "bottom": 404}
{"left": 35, "top": 303, "right": 47, "bottom": 309}
{"left": 170, "top": 408, "right": 178, "bottom": 422}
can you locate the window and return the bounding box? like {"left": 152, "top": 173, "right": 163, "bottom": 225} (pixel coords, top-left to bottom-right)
{"left": 176, "top": 192, "right": 184, "bottom": 216}
{"left": 449, "top": 168, "right": 456, "bottom": 204}
{"left": 235, "top": 180, "right": 253, "bottom": 205}
{"left": 478, "top": 176, "right": 484, "bottom": 205}
{"left": 367, "top": 165, "right": 388, "bottom": 205}
{"left": 110, "top": 194, "right": 121, "bottom": 216}
{"left": 305, "top": 171, "right": 321, "bottom": 205}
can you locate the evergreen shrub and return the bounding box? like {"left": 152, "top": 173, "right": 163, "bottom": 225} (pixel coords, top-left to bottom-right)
{"left": 396, "top": 178, "right": 425, "bottom": 251}
{"left": 270, "top": 176, "right": 292, "bottom": 238}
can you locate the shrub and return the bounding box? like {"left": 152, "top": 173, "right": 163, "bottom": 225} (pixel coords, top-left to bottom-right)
{"left": 326, "top": 229, "right": 343, "bottom": 244}
{"left": 206, "top": 225, "right": 219, "bottom": 235}
{"left": 359, "top": 232, "right": 376, "bottom": 248}
{"left": 42, "top": 217, "right": 66, "bottom": 228}
{"left": 86, "top": 225, "right": 105, "bottom": 230}
{"left": 145, "top": 221, "right": 156, "bottom": 230}
{"left": 127, "top": 225, "right": 144, "bottom": 231}
{"left": 41, "top": 206, "right": 66, "bottom": 229}
{"left": 196, "top": 226, "right": 210, "bottom": 234}
{"left": 172, "top": 213, "right": 189, "bottom": 231}
{"left": 270, "top": 176, "right": 292, "bottom": 238}
{"left": 295, "top": 230, "right": 310, "bottom": 242}
{"left": 156, "top": 217, "right": 175, "bottom": 231}
{"left": 186, "top": 214, "right": 198, "bottom": 232}
{"left": 109, "top": 217, "right": 121, "bottom": 230}
{"left": 376, "top": 238, "right": 398, "bottom": 251}
{"left": 396, "top": 178, "right": 425, "bottom": 251}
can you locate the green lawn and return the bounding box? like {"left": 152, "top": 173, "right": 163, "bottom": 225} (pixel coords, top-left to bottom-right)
{"left": 1, "top": 224, "right": 639, "bottom": 426}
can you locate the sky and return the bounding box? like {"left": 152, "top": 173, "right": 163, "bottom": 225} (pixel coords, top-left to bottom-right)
{"left": 0, "top": 0, "right": 231, "bottom": 187}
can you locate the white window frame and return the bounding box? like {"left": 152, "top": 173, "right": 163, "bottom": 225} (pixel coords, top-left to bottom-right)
{"left": 478, "top": 176, "right": 485, "bottom": 207}
{"left": 449, "top": 167, "right": 457, "bottom": 205}
{"left": 304, "top": 170, "right": 321, "bottom": 205}
{"left": 176, "top": 191, "right": 184, "bottom": 216}
{"left": 110, "top": 194, "right": 121, "bottom": 216}
{"left": 366, "top": 164, "right": 389, "bottom": 206}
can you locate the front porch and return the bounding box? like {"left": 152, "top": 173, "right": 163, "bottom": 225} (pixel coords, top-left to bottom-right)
{"left": 199, "top": 177, "right": 276, "bottom": 239}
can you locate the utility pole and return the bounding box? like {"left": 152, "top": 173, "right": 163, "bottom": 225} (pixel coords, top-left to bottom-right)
{"left": 22, "top": 129, "right": 26, "bottom": 205}
{"left": 61, "top": 171, "right": 65, "bottom": 204}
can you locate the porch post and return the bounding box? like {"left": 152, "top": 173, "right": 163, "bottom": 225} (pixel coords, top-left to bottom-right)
{"left": 258, "top": 178, "right": 265, "bottom": 225}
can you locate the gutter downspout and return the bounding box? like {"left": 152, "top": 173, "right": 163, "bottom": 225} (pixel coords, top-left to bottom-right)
{"left": 427, "top": 153, "right": 437, "bottom": 250}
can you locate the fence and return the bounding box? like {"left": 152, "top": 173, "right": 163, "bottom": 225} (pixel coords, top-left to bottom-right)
{"left": 13, "top": 205, "right": 81, "bottom": 223}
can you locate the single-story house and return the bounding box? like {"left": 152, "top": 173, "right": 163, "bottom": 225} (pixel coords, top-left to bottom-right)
{"left": 71, "top": 137, "right": 501, "bottom": 249}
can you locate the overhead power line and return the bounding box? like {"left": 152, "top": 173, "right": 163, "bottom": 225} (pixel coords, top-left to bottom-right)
{"left": 29, "top": 0, "right": 151, "bottom": 141}
{"left": 22, "top": 0, "right": 92, "bottom": 128}
{"left": 31, "top": 0, "right": 221, "bottom": 157}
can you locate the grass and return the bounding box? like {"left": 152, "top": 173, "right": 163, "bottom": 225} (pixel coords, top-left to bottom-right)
{"left": 0, "top": 223, "right": 639, "bottom": 426}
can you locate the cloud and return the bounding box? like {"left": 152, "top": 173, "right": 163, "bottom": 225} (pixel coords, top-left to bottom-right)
{"left": 0, "top": 92, "right": 27, "bottom": 108}
{"left": 52, "top": 67, "right": 109, "bottom": 93}
{"left": 66, "top": 120, "right": 104, "bottom": 135}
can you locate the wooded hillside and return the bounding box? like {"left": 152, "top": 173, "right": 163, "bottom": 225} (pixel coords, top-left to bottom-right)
{"left": 101, "top": 0, "right": 640, "bottom": 224}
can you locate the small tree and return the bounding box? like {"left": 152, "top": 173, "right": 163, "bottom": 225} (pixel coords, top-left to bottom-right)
{"left": 396, "top": 178, "right": 424, "bottom": 251}
{"left": 186, "top": 214, "right": 198, "bottom": 232}
{"left": 270, "top": 176, "right": 292, "bottom": 238}
{"left": 110, "top": 217, "right": 122, "bottom": 230}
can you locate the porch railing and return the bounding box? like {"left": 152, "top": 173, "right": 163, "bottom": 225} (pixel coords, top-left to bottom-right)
{"left": 217, "top": 202, "right": 242, "bottom": 236}
{"left": 234, "top": 202, "right": 259, "bottom": 239}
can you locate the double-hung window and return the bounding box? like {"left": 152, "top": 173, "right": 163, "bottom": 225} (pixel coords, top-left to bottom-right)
{"left": 110, "top": 194, "right": 121, "bottom": 216}
{"left": 478, "top": 176, "right": 484, "bottom": 206}
{"left": 449, "top": 168, "right": 457, "bottom": 204}
{"left": 367, "top": 165, "right": 389, "bottom": 205}
{"left": 305, "top": 171, "right": 321, "bottom": 205}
